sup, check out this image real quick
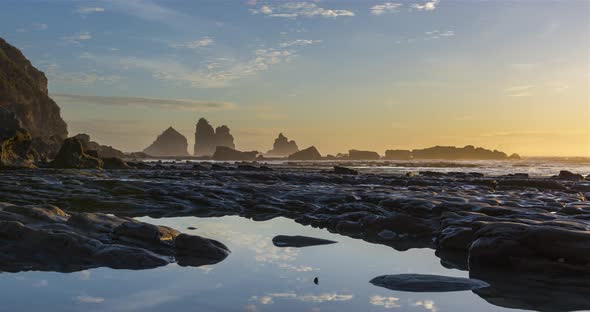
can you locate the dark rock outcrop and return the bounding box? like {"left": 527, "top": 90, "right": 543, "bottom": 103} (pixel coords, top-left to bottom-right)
{"left": 288, "top": 146, "right": 322, "bottom": 160}
{"left": 348, "top": 149, "right": 380, "bottom": 160}
{"left": 272, "top": 235, "right": 337, "bottom": 247}
{"left": 193, "top": 118, "right": 235, "bottom": 156}
{"left": 0, "top": 202, "right": 230, "bottom": 272}
{"left": 0, "top": 107, "right": 34, "bottom": 168}
{"left": 51, "top": 137, "right": 103, "bottom": 169}
{"left": 384, "top": 149, "right": 412, "bottom": 160}
{"left": 74, "top": 133, "right": 125, "bottom": 158}
{"left": 332, "top": 166, "right": 358, "bottom": 175}
{"left": 212, "top": 146, "right": 258, "bottom": 161}
{"left": 267, "top": 133, "right": 299, "bottom": 157}
{"left": 554, "top": 170, "right": 584, "bottom": 181}
{"left": 143, "top": 127, "right": 189, "bottom": 157}
{"left": 412, "top": 145, "right": 509, "bottom": 160}
{"left": 370, "top": 274, "right": 489, "bottom": 292}
{"left": 0, "top": 37, "right": 67, "bottom": 141}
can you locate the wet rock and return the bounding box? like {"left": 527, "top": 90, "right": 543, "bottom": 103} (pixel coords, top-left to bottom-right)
{"left": 50, "top": 137, "right": 103, "bottom": 169}
{"left": 212, "top": 146, "right": 258, "bottom": 161}
{"left": 267, "top": 133, "right": 299, "bottom": 157}
{"left": 554, "top": 170, "right": 584, "bottom": 181}
{"left": 101, "top": 157, "right": 131, "bottom": 169}
{"left": 143, "top": 127, "right": 189, "bottom": 157}
{"left": 370, "top": 274, "right": 489, "bottom": 292}
{"left": 348, "top": 149, "right": 380, "bottom": 160}
{"left": 332, "top": 166, "right": 358, "bottom": 175}
{"left": 175, "top": 233, "right": 230, "bottom": 266}
{"left": 272, "top": 235, "right": 337, "bottom": 247}
{"left": 469, "top": 221, "right": 590, "bottom": 273}
{"left": 288, "top": 146, "right": 322, "bottom": 160}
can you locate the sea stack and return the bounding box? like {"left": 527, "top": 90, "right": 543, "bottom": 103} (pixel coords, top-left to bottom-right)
{"left": 193, "top": 118, "right": 235, "bottom": 156}
{"left": 267, "top": 133, "right": 299, "bottom": 157}
{"left": 143, "top": 127, "right": 189, "bottom": 157}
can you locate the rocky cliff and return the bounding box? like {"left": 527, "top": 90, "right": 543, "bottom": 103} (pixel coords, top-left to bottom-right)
{"left": 144, "top": 127, "right": 189, "bottom": 157}
{"left": 267, "top": 133, "right": 299, "bottom": 157}
{"left": 193, "top": 118, "right": 235, "bottom": 156}
{"left": 0, "top": 37, "right": 67, "bottom": 140}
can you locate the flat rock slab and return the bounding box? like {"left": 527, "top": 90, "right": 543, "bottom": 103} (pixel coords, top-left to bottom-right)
{"left": 370, "top": 274, "right": 489, "bottom": 292}
{"left": 272, "top": 235, "right": 337, "bottom": 247}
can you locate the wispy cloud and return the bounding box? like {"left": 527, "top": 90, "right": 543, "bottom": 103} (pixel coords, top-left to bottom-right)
{"left": 504, "top": 85, "right": 536, "bottom": 97}
{"left": 370, "top": 295, "right": 401, "bottom": 308}
{"left": 250, "top": 292, "right": 353, "bottom": 305}
{"left": 412, "top": 0, "right": 440, "bottom": 11}
{"left": 76, "top": 7, "right": 105, "bottom": 14}
{"left": 170, "top": 36, "right": 214, "bottom": 49}
{"left": 75, "top": 296, "right": 105, "bottom": 304}
{"left": 32, "top": 23, "right": 48, "bottom": 30}
{"left": 52, "top": 93, "right": 236, "bottom": 112}
{"left": 62, "top": 31, "right": 92, "bottom": 44}
{"left": 41, "top": 62, "right": 122, "bottom": 85}
{"left": 279, "top": 39, "right": 321, "bottom": 47}
{"left": 414, "top": 300, "right": 438, "bottom": 312}
{"left": 371, "top": 3, "right": 403, "bottom": 15}
{"left": 251, "top": 2, "right": 354, "bottom": 18}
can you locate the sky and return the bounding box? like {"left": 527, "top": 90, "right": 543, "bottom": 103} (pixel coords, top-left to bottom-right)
{"left": 1, "top": 0, "right": 589, "bottom": 156}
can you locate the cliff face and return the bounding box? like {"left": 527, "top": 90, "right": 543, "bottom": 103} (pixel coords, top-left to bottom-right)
{"left": 144, "top": 127, "right": 189, "bottom": 157}
{"left": 193, "top": 118, "right": 235, "bottom": 156}
{"left": 0, "top": 37, "right": 67, "bottom": 140}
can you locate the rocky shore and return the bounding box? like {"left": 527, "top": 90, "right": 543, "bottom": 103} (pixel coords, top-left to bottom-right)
{"left": 1, "top": 163, "right": 588, "bottom": 275}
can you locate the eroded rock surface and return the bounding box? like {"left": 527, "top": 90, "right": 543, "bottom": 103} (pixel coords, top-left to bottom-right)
{"left": 51, "top": 137, "right": 103, "bottom": 169}
{"left": 0, "top": 202, "right": 229, "bottom": 272}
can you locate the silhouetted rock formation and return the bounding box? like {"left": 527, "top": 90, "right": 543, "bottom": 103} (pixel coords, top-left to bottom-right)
{"left": 73, "top": 133, "right": 125, "bottom": 158}
{"left": 384, "top": 149, "right": 412, "bottom": 160}
{"left": 0, "top": 38, "right": 67, "bottom": 141}
{"left": 288, "top": 146, "right": 322, "bottom": 160}
{"left": 267, "top": 133, "right": 299, "bottom": 156}
{"left": 212, "top": 146, "right": 258, "bottom": 161}
{"left": 0, "top": 107, "right": 34, "bottom": 168}
{"left": 348, "top": 149, "right": 380, "bottom": 160}
{"left": 193, "top": 118, "right": 235, "bottom": 156}
{"left": 508, "top": 153, "right": 521, "bottom": 160}
{"left": 412, "top": 145, "right": 510, "bottom": 160}
{"left": 51, "top": 137, "right": 103, "bottom": 169}
{"left": 143, "top": 127, "right": 189, "bottom": 157}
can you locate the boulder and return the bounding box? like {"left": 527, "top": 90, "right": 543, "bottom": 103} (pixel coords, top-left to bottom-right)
{"left": 101, "top": 157, "right": 131, "bottom": 169}
{"left": 267, "top": 133, "right": 299, "bottom": 157}
{"left": 384, "top": 149, "right": 412, "bottom": 160}
{"left": 143, "top": 127, "right": 189, "bottom": 157}
{"left": 370, "top": 274, "right": 489, "bottom": 292}
{"left": 348, "top": 149, "right": 380, "bottom": 160}
{"left": 50, "top": 137, "right": 103, "bottom": 169}
{"left": 212, "top": 146, "right": 258, "bottom": 161}
{"left": 332, "top": 166, "right": 358, "bottom": 175}
{"left": 288, "top": 146, "right": 322, "bottom": 160}
{"left": 554, "top": 170, "right": 584, "bottom": 181}
{"left": 74, "top": 133, "right": 125, "bottom": 158}
{"left": 272, "top": 235, "right": 337, "bottom": 247}
{"left": 175, "top": 233, "right": 230, "bottom": 266}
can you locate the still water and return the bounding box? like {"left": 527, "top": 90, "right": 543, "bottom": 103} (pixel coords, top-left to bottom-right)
{"left": 0, "top": 216, "right": 538, "bottom": 312}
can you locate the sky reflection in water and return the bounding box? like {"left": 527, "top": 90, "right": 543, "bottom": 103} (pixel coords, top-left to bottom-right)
{"left": 0, "top": 216, "right": 530, "bottom": 312}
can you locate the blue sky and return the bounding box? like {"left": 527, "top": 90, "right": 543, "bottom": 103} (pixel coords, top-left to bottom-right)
{"left": 1, "top": 0, "right": 588, "bottom": 156}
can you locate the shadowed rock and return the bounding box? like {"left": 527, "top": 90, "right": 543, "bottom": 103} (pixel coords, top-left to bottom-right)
{"left": 193, "top": 118, "right": 235, "bottom": 156}
{"left": 412, "top": 145, "right": 509, "bottom": 160}
{"left": 348, "top": 149, "right": 380, "bottom": 160}
{"left": 554, "top": 170, "right": 584, "bottom": 181}
{"left": 0, "top": 107, "right": 35, "bottom": 168}
{"left": 384, "top": 149, "right": 412, "bottom": 160}
{"left": 288, "top": 146, "right": 322, "bottom": 160}
{"left": 51, "top": 137, "right": 103, "bottom": 169}
{"left": 212, "top": 146, "right": 258, "bottom": 161}
{"left": 0, "top": 202, "right": 230, "bottom": 272}
{"left": 143, "top": 127, "right": 189, "bottom": 157}
{"left": 0, "top": 37, "right": 67, "bottom": 141}
{"left": 267, "top": 133, "right": 299, "bottom": 157}
{"left": 332, "top": 166, "right": 358, "bottom": 175}
{"left": 370, "top": 274, "right": 489, "bottom": 292}
{"left": 272, "top": 235, "right": 337, "bottom": 247}
{"left": 74, "top": 133, "right": 125, "bottom": 158}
